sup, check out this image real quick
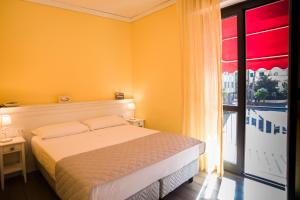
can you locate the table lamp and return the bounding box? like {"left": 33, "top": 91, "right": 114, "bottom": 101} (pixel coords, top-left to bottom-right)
{"left": 127, "top": 102, "right": 136, "bottom": 120}
{"left": 0, "top": 115, "right": 12, "bottom": 143}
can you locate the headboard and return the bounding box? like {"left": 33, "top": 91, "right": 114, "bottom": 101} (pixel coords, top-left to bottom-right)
{"left": 0, "top": 99, "right": 134, "bottom": 172}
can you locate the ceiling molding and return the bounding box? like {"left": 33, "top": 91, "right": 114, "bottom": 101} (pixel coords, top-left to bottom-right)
{"left": 220, "top": 0, "right": 246, "bottom": 8}
{"left": 131, "top": 0, "right": 176, "bottom": 21}
{"left": 26, "top": 0, "right": 176, "bottom": 22}
{"left": 26, "top": 0, "right": 244, "bottom": 22}
{"left": 27, "top": 0, "right": 132, "bottom": 22}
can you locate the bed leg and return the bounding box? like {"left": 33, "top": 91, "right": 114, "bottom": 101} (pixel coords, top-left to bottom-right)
{"left": 187, "top": 177, "right": 193, "bottom": 183}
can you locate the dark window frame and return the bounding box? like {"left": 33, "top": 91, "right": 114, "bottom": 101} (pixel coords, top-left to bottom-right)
{"left": 221, "top": 0, "right": 296, "bottom": 195}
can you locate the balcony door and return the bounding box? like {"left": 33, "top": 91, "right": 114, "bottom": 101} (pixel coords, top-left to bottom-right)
{"left": 222, "top": 0, "right": 288, "bottom": 189}
{"left": 222, "top": 14, "right": 245, "bottom": 174}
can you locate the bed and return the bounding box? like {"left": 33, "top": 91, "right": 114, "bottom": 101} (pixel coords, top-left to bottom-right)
{"left": 31, "top": 122, "right": 205, "bottom": 200}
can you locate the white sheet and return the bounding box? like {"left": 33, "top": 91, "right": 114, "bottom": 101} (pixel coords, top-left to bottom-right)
{"left": 31, "top": 125, "right": 205, "bottom": 199}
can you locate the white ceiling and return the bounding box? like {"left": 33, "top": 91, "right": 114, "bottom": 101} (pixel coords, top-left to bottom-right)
{"left": 59, "top": 0, "right": 171, "bottom": 18}
{"left": 28, "top": 0, "right": 176, "bottom": 22}
{"left": 27, "top": 0, "right": 244, "bottom": 22}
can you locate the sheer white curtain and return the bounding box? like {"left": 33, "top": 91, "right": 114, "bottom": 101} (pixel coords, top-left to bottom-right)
{"left": 177, "top": 0, "right": 223, "bottom": 176}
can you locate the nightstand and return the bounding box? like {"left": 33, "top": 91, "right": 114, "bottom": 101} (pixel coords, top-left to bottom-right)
{"left": 0, "top": 136, "right": 26, "bottom": 190}
{"left": 127, "top": 118, "right": 145, "bottom": 127}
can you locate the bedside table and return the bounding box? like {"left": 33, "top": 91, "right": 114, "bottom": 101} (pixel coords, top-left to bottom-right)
{"left": 0, "top": 136, "right": 26, "bottom": 190}
{"left": 127, "top": 118, "right": 145, "bottom": 127}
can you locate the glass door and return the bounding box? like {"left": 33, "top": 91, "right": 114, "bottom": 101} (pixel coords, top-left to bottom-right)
{"left": 244, "top": 0, "right": 289, "bottom": 187}
{"left": 222, "top": 15, "right": 244, "bottom": 174}
{"left": 222, "top": 0, "right": 289, "bottom": 188}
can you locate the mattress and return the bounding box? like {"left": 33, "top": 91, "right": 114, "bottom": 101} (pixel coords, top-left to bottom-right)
{"left": 31, "top": 125, "right": 205, "bottom": 199}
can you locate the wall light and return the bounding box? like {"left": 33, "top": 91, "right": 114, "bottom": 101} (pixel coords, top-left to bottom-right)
{"left": 128, "top": 102, "right": 136, "bottom": 110}
{"left": 0, "top": 115, "right": 12, "bottom": 143}
{"left": 127, "top": 102, "right": 136, "bottom": 119}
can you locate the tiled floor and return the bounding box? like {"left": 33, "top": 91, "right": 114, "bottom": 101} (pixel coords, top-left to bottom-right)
{"left": 0, "top": 171, "right": 286, "bottom": 200}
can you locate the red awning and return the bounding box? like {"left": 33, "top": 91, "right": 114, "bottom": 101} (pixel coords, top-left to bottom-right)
{"left": 222, "top": 61, "right": 237, "bottom": 73}
{"left": 246, "top": 0, "right": 289, "bottom": 34}
{"left": 247, "top": 56, "right": 288, "bottom": 71}
{"left": 222, "top": 15, "right": 238, "bottom": 73}
{"left": 222, "top": 0, "right": 289, "bottom": 73}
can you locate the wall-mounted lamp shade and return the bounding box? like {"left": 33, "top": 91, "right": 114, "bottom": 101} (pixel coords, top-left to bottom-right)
{"left": 128, "top": 102, "right": 136, "bottom": 110}
{"left": 1, "top": 115, "right": 11, "bottom": 126}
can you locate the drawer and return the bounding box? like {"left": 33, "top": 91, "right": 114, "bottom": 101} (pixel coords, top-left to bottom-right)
{"left": 135, "top": 121, "right": 144, "bottom": 127}
{"left": 3, "top": 144, "right": 22, "bottom": 154}
{"left": 137, "top": 121, "right": 144, "bottom": 127}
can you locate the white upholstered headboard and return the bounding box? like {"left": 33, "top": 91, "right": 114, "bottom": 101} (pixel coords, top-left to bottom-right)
{"left": 0, "top": 99, "right": 134, "bottom": 172}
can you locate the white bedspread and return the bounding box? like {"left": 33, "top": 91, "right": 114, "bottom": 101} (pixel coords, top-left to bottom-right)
{"left": 31, "top": 125, "right": 204, "bottom": 199}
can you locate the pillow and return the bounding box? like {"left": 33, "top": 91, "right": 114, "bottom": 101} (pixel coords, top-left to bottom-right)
{"left": 32, "top": 121, "right": 89, "bottom": 139}
{"left": 82, "top": 115, "right": 128, "bottom": 130}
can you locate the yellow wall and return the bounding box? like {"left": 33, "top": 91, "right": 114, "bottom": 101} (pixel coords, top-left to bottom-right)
{"left": 0, "top": 0, "right": 133, "bottom": 105}
{"left": 0, "top": 1, "right": 181, "bottom": 132}
{"left": 132, "top": 5, "right": 182, "bottom": 133}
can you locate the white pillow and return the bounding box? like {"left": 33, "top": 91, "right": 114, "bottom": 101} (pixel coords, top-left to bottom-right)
{"left": 82, "top": 115, "right": 128, "bottom": 130}
{"left": 32, "top": 121, "right": 89, "bottom": 139}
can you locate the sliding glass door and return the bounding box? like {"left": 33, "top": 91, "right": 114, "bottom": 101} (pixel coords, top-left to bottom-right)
{"left": 222, "top": 15, "right": 244, "bottom": 173}
{"left": 244, "top": 0, "right": 288, "bottom": 186}
{"left": 222, "top": 0, "right": 289, "bottom": 188}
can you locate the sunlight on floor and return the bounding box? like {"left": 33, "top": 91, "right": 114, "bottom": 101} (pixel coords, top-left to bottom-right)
{"left": 194, "top": 172, "right": 286, "bottom": 200}
{"left": 196, "top": 174, "right": 219, "bottom": 199}
{"left": 218, "top": 177, "right": 237, "bottom": 199}
{"left": 243, "top": 179, "right": 286, "bottom": 200}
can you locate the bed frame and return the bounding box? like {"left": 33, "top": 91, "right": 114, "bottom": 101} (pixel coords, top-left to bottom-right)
{"left": 0, "top": 100, "right": 201, "bottom": 199}
{"left": 159, "top": 159, "right": 199, "bottom": 198}
{"left": 36, "top": 157, "right": 199, "bottom": 200}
